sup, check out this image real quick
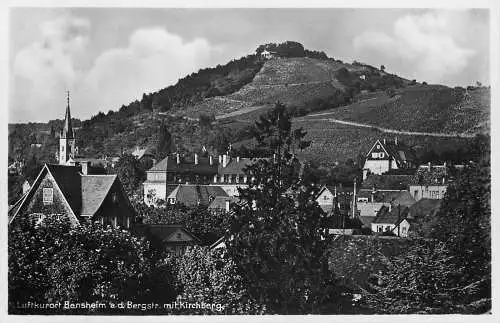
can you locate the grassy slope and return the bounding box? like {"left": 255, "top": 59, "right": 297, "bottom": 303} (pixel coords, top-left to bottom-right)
{"left": 293, "top": 120, "right": 472, "bottom": 167}
{"left": 304, "top": 85, "right": 490, "bottom": 134}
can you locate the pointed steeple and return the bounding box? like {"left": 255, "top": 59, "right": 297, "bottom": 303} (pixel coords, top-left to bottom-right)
{"left": 61, "top": 91, "right": 74, "bottom": 139}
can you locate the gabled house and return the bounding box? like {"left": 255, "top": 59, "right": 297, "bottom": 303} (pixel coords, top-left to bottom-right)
{"left": 363, "top": 138, "right": 416, "bottom": 179}
{"left": 371, "top": 205, "right": 410, "bottom": 237}
{"left": 9, "top": 164, "right": 135, "bottom": 229}
{"left": 134, "top": 224, "right": 201, "bottom": 255}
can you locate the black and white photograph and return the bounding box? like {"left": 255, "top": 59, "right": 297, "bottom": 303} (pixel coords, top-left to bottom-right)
{"left": 3, "top": 1, "right": 497, "bottom": 319}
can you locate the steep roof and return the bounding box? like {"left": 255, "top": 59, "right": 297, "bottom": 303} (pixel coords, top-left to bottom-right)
{"left": 9, "top": 164, "right": 127, "bottom": 224}
{"left": 134, "top": 224, "right": 201, "bottom": 246}
{"left": 80, "top": 175, "right": 117, "bottom": 216}
{"left": 149, "top": 155, "right": 218, "bottom": 176}
{"left": 168, "top": 185, "right": 228, "bottom": 206}
{"left": 46, "top": 164, "right": 82, "bottom": 214}
{"left": 372, "top": 205, "right": 409, "bottom": 224}
{"left": 384, "top": 140, "right": 416, "bottom": 166}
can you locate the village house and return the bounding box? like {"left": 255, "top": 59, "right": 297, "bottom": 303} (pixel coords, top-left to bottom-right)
{"left": 8, "top": 163, "right": 135, "bottom": 229}
{"left": 371, "top": 205, "right": 410, "bottom": 237}
{"left": 134, "top": 224, "right": 201, "bottom": 255}
{"left": 362, "top": 138, "right": 416, "bottom": 180}
{"left": 131, "top": 146, "right": 156, "bottom": 166}
{"left": 409, "top": 163, "right": 450, "bottom": 201}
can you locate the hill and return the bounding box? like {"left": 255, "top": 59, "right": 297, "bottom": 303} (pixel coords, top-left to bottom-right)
{"left": 8, "top": 41, "right": 490, "bottom": 173}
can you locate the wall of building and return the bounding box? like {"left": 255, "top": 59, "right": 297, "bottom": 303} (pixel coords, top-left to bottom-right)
{"left": 409, "top": 185, "right": 447, "bottom": 201}
{"left": 371, "top": 221, "right": 410, "bottom": 237}
{"left": 94, "top": 182, "right": 134, "bottom": 229}
{"left": 316, "top": 189, "right": 334, "bottom": 207}
{"left": 364, "top": 160, "right": 393, "bottom": 175}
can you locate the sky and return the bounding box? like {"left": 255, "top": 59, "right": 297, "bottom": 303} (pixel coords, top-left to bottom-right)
{"left": 8, "top": 8, "right": 491, "bottom": 123}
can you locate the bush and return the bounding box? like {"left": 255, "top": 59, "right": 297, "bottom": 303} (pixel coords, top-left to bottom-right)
{"left": 8, "top": 216, "right": 170, "bottom": 314}
{"left": 176, "top": 246, "right": 266, "bottom": 314}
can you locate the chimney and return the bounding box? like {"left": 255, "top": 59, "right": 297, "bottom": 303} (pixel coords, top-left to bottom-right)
{"left": 222, "top": 154, "right": 229, "bottom": 168}
{"left": 225, "top": 200, "right": 230, "bottom": 212}
{"left": 81, "top": 161, "right": 90, "bottom": 175}
{"left": 395, "top": 137, "right": 398, "bottom": 145}
{"left": 194, "top": 153, "right": 199, "bottom": 165}
{"left": 209, "top": 155, "right": 213, "bottom": 166}
{"left": 273, "top": 153, "right": 276, "bottom": 163}
{"left": 371, "top": 187, "right": 375, "bottom": 203}
{"left": 176, "top": 153, "right": 180, "bottom": 164}
{"left": 383, "top": 138, "right": 386, "bottom": 145}
{"left": 237, "top": 156, "right": 240, "bottom": 163}
{"left": 428, "top": 161, "right": 431, "bottom": 171}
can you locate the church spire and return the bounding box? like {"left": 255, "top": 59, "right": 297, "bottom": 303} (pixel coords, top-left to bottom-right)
{"left": 61, "top": 91, "right": 74, "bottom": 139}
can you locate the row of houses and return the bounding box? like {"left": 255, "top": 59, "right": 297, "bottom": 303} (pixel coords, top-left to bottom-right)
{"left": 8, "top": 98, "right": 458, "bottom": 255}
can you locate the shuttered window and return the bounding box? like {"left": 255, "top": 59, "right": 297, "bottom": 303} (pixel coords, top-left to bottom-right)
{"left": 43, "top": 188, "right": 53, "bottom": 205}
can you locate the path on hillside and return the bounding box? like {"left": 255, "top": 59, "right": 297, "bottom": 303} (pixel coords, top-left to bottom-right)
{"left": 295, "top": 113, "right": 477, "bottom": 138}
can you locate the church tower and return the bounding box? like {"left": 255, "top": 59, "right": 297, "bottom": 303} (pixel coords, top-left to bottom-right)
{"left": 59, "top": 92, "right": 76, "bottom": 165}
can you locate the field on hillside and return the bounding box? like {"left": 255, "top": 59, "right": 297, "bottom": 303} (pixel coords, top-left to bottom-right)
{"left": 181, "top": 57, "right": 349, "bottom": 120}
{"left": 252, "top": 57, "right": 345, "bottom": 85}
{"left": 304, "top": 85, "right": 490, "bottom": 134}
{"left": 294, "top": 119, "right": 474, "bottom": 166}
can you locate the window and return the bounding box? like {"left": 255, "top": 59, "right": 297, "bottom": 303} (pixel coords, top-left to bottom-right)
{"left": 43, "top": 188, "right": 53, "bottom": 205}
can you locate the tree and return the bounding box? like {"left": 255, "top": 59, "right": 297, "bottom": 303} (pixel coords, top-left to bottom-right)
{"left": 380, "top": 65, "right": 385, "bottom": 72}
{"left": 226, "top": 102, "right": 352, "bottom": 314}
{"left": 427, "top": 159, "right": 491, "bottom": 311}
{"left": 8, "top": 216, "right": 166, "bottom": 314}
{"left": 113, "top": 153, "right": 144, "bottom": 197}
{"left": 156, "top": 123, "right": 173, "bottom": 160}
{"left": 362, "top": 241, "right": 479, "bottom": 314}
{"left": 176, "top": 247, "right": 266, "bottom": 314}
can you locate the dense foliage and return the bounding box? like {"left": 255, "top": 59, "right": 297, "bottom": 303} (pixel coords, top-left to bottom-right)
{"left": 226, "top": 103, "right": 353, "bottom": 314}
{"left": 134, "top": 203, "right": 229, "bottom": 245}
{"left": 176, "top": 247, "right": 266, "bottom": 314}
{"left": 8, "top": 216, "right": 175, "bottom": 314}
